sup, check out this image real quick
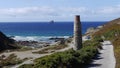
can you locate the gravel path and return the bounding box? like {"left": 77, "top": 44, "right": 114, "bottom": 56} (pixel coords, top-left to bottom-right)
{"left": 88, "top": 41, "right": 116, "bottom": 68}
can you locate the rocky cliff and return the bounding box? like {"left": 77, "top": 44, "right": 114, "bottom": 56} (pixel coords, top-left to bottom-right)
{"left": 0, "top": 31, "right": 16, "bottom": 51}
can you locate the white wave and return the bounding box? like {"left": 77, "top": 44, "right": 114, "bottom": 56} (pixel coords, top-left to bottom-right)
{"left": 12, "top": 36, "right": 70, "bottom": 42}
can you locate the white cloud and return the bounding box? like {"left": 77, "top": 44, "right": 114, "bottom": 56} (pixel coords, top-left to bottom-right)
{"left": 94, "top": 5, "right": 120, "bottom": 14}
{"left": 60, "top": 7, "right": 87, "bottom": 13}
{"left": 0, "top": 6, "right": 88, "bottom": 17}
{"left": 0, "top": 5, "right": 120, "bottom": 21}
{"left": 0, "top": 6, "right": 56, "bottom": 16}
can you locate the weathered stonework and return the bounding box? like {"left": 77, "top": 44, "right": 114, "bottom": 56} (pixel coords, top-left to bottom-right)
{"left": 73, "top": 15, "right": 82, "bottom": 50}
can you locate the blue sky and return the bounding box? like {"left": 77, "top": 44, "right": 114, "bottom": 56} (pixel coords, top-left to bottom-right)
{"left": 0, "top": 0, "right": 120, "bottom": 22}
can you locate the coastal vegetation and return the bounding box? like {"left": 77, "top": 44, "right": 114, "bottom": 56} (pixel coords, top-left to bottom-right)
{"left": 32, "top": 44, "right": 68, "bottom": 54}
{"left": 19, "top": 39, "right": 100, "bottom": 68}
{"left": 13, "top": 46, "right": 33, "bottom": 52}
{"left": 113, "top": 36, "right": 120, "bottom": 68}
{"left": 93, "top": 18, "right": 120, "bottom": 68}
{"left": 0, "top": 53, "right": 25, "bottom": 67}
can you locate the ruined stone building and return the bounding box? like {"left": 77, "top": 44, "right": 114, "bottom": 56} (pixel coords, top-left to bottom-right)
{"left": 73, "top": 15, "right": 82, "bottom": 50}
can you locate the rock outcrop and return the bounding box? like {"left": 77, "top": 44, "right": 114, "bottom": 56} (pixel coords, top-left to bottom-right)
{"left": 86, "top": 27, "right": 96, "bottom": 34}
{"left": 0, "top": 31, "right": 16, "bottom": 51}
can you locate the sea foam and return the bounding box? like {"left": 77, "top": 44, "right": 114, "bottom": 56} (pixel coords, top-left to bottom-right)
{"left": 12, "top": 36, "right": 70, "bottom": 42}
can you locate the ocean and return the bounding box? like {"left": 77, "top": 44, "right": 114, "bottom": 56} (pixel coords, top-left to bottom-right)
{"left": 0, "top": 22, "right": 106, "bottom": 41}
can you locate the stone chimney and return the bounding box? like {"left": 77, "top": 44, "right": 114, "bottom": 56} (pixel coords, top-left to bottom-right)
{"left": 73, "top": 15, "right": 82, "bottom": 50}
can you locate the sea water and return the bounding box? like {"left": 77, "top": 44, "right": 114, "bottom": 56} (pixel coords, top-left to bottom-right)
{"left": 0, "top": 22, "right": 106, "bottom": 41}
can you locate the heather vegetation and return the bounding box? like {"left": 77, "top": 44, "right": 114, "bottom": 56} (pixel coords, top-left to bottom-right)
{"left": 19, "top": 40, "right": 100, "bottom": 68}
{"left": 113, "top": 36, "right": 120, "bottom": 68}
{"left": 93, "top": 23, "right": 120, "bottom": 40}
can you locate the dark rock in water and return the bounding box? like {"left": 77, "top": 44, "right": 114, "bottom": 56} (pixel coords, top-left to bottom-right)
{"left": 49, "top": 37, "right": 65, "bottom": 42}
{"left": 50, "top": 20, "right": 54, "bottom": 24}
{"left": 0, "top": 31, "right": 17, "bottom": 51}
{"left": 9, "top": 36, "right": 15, "bottom": 38}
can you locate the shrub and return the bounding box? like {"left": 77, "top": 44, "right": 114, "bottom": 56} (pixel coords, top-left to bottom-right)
{"left": 0, "top": 54, "right": 23, "bottom": 67}
{"left": 19, "top": 64, "right": 34, "bottom": 68}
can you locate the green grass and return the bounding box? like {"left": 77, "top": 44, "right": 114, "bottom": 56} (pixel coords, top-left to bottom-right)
{"left": 18, "top": 64, "right": 34, "bottom": 68}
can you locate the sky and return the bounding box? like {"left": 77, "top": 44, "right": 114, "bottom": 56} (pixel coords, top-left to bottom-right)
{"left": 0, "top": 0, "right": 120, "bottom": 22}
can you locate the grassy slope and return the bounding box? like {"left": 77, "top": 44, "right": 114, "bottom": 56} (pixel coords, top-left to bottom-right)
{"left": 93, "top": 18, "right": 120, "bottom": 68}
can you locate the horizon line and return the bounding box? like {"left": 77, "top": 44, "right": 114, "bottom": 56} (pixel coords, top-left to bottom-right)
{"left": 0, "top": 21, "right": 108, "bottom": 23}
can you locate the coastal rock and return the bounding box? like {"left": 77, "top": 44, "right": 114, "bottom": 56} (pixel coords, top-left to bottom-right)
{"left": 86, "top": 27, "right": 96, "bottom": 34}
{"left": 106, "top": 18, "right": 120, "bottom": 25}
{"left": 0, "top": 31, "right": 16, "bottom": 51}
{"left": 86, "top": 25, "right": 104, "bottom": 35}
{"left": 97, "top": 25, "right": 103, "bottom": 29}
{"left": 16, "top": 40, "right": 50, "bottom": 48}
{"left": 49, "top": 37, "right": 65, "bottom": 42}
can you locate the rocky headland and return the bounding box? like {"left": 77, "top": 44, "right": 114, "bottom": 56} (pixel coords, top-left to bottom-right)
{"left": 0, "top": 31, "right": 17, "bottom": 51}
